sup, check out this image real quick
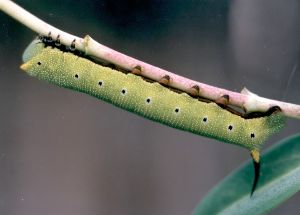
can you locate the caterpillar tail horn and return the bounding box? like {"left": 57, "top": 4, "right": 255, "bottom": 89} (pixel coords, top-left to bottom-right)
{"left": 250, "top": 149, "right": 261, "bottom": 197}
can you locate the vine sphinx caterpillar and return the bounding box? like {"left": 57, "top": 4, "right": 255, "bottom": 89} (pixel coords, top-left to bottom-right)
{"left": 20, "top": 39, "right": 285, "bottom": 194}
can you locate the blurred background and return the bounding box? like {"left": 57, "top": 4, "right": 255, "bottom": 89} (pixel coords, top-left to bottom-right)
{"left": 0, "top": 0, "right": 300, "bottom": 214}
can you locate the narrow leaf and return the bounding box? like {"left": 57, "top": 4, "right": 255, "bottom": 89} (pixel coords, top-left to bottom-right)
{"left": 193, "top": 134, "right": 300, "bottom": 215}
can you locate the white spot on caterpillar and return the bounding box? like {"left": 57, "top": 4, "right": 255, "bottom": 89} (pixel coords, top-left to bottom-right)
{"left": 74, "top": 73, "right": 79, "bottom": 79}
{"left": 174, "top": 107, "right": 180, "bottom": 114}
{"left": 145, "top": 97, "right": 152, "bottom": 105}
{"left": 202, "top": 116, "right": 208, "bottom": 124}
{"left": 227, "top": 124, "right": 234, "bottom": 132}
{"left": 98, "top": 80, "right": 104, "bottom": 87}
{"left": 121, "top": 88, "right": 127, "bottom": 96}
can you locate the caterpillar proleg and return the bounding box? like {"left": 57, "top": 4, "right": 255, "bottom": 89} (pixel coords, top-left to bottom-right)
{"left": 21, "top": 39, "right": 285, "bottom": 194}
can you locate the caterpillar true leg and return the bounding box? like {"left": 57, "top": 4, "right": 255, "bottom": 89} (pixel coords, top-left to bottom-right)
{"left": 70, "top": 39, "right": 76, "bottom": 51}
{"left": 55, "top": 34, "right": 61, "bottom": 46}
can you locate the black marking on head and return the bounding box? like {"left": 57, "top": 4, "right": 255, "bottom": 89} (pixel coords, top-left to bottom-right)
{"left": 37, "top": 62, "right": 41, "bottom": 65}
{"left": 174, "top": 108, "right": 180, "bottom": 113}
{"left": 74, "top": 74, "right": 79, "bottom": 79}
{"left": 251, "top": 133, "right": 255, "bottom": 138}
{"left": 228, "top": 125, "right": 233, "bottom": 131}
{"left": 251, "top": 159, "right": 261, "bottom": 197}
{"left": 203, "top": 117, "right": 208, "bottom": 123}
{"left": 98, "top": 81, "right": 103, "bottom": 86}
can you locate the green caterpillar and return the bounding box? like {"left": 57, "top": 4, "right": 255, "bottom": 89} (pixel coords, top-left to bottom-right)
{"left": 21, "top": 39, "right": 285, "bottom": 194}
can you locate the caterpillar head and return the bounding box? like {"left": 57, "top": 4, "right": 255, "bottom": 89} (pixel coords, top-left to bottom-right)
{"left": 22, "top": 39, "right": 45, "bottom": 62}
{"left": 20, "top": 39, "right": 46, "bottom": 76}
{"left": 20, "top": 39, "right": 63, "bottom": 81}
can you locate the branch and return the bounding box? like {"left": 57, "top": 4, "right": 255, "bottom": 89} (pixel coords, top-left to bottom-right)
{"left": 1, "top": 0, "right": 300, "bottom": 119}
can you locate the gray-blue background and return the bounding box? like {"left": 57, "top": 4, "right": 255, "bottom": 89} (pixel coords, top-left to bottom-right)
{"left": 1, "top": 0, "right": 300, "bottom": 214}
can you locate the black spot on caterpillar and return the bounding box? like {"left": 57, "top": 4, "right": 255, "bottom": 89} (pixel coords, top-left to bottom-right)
{"left": 21, "top": 38, "right": 286, "bottom": 194}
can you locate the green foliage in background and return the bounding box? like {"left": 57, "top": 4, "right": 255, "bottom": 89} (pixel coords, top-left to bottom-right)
{"left": 193, "top": 134, "right": 300, "bottom": 215}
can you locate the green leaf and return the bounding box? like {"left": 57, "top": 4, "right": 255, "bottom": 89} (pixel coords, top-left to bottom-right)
{"left": 193, "top": 134, "right": 300, "bottom": 215}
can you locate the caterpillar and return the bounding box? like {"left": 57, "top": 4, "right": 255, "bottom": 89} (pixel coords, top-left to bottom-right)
{"left": 20, "top": 38, "right": 285, "bottom": 194}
